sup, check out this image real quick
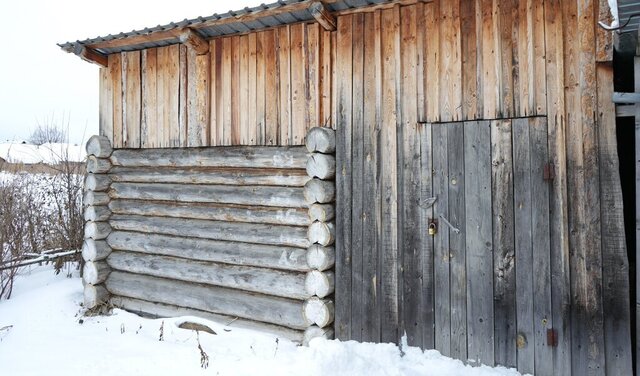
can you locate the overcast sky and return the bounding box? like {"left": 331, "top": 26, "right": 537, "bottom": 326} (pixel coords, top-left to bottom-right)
{"left": 0, "top": 0, "right": 257, "bottom": 144}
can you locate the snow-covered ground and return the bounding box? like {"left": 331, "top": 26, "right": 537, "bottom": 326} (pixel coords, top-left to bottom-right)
{"left": 0, "top": 265, "right": 524, "bottom": 376}
{"left": 0, "top": 142, "right": 85, "bottom": 164}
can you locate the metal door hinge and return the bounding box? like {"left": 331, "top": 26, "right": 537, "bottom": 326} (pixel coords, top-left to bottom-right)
{"left": 543, "top": 163, "right": 555, "bottom": 181}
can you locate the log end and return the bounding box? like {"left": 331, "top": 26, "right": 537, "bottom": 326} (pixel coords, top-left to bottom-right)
{"left": 305, "top": 127, "right": 336, "bottom": 154}
{"left": 303, "top": 325, "right": 334, "bottom": 346}
{"left": 86, "top": 135, "right": 113, "bottom": 158}
{"left": 303, "top": 297, "right": 335, "bottom": 328}
{"left": 306, "top": 245, "right": 335, "bottom": 271}
{"left": 308, "top": 221, "right": 335, "bottom": 247}
{"left": 84, "top": 284, "right": 110, "bottom": 309}
{"left": 305, "top": 270, "right": 335, "bottom": 298}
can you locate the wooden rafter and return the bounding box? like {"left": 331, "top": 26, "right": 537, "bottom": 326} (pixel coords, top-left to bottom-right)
{"left": 309, "top": 2, "right": 336, "bottom": 31}
{"left": 64, "top": 45, "right": 108, "bottom": 67}
{"left": 179, "top": 28, "right": 209, "bottom": 55}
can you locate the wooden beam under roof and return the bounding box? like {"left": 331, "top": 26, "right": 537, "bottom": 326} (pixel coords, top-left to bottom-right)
{"left": 62, "top": 45, "right": 108, "bottom": 67}
{"left": 179, "top": 28, "right": 209, "bottom": 55}
{"left": 309, "top": 1, "right": 337, "bottom": 31}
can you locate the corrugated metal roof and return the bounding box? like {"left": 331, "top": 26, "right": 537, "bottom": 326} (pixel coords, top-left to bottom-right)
{"left": 618, "top": 0, "right": 640, "bottom": 33}
{"left": 58, "top": 0, "right": 389, "bottom": 55}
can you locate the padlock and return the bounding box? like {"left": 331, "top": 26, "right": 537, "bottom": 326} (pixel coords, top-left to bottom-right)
{"left": 428, "top": 221, "right": 437, "bottom": 236}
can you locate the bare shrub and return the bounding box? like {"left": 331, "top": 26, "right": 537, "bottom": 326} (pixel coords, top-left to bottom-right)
{"left": 29, "top": 118, "right": 67, "bottom": 145}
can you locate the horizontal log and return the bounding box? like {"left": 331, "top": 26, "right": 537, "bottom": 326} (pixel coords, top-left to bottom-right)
{"left": 85, "top": 174, "right": 111, "bottom": 192}
{"left": 83, "top": 191, "right": 110, "bottom": 206}
{"left": 84, "top": 283, "right": 109, "bottom": 309}
{"left": 109, "top": 199, "right": 310, "bottom": 226}
{"left": 106, "top": 271, "right": 312, "bottom": 329}
{"left": 86, "top": 135, "right": 113, "bottom": 158}
{"left": 308, "top": 221, "right": 335, "bottom": 246}
{"left": 83, "top": 261, "right": 111, "bottom": 285}
{"left": 308, "top": 203, "right": 335, "bottom": 222}
{"left": 107, "top": 231, "right": 309, "bottom": 271}
{"left": 84, "top": 205, "right": 111, "bottom": 222}
{"left": 82, "top": 239, "right": 112, "bottom": 262}
{"left": 87, "top": 155, "right": 112, "bottom": 174}
{"left": 303, "top": 297, "right": 334, "bottom": 328}
{"left": 110, "top": 296, "right": 304, "bottom": 342}
{"left": 305, "top": 270, "right": 335, "bottom": 298}
{"left": 107, "top": 251, "right": 310, "bottom": 300}
{"left": 306, "top": 153, "right": 336, "bottom": 180}
{"left": 306, "top": 245, "right": 335, "bottom": 271}
{"left": 110, "top": 182, "right": 306, "bottom": 208}
{"left": 84, "top": 221, "right": 112, "bottom": 240}
{"left": 110, "top": 146, "right": 308, "bottom": 169}
{"left": 306, "top": 127, "right": 336, "bottom": 153}
{"left": 303, "top": 325, "right": 334, "bottom": 346}
{"left": 109, "top": 166, "right": 310, "bottom": 187}
{"left": 304, "top": 179, "right": 335, "bottom": 204}
{"left": 110, "top": 215, "right": 310, "bottom": 248}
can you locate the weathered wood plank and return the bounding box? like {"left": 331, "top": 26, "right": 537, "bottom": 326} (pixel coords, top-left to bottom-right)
{"left": 179, "top": 45, "right": 188, "bottom": 146}
{"left": 464, "top": 120, "right": 493, "bottom": 366}
{"left": 110, "top": 146, "right": 307, "bottom": 169}
{"left": 99, "top": 65, "right": 113, "bottom": 143}
{"left": 460, "top": 0, "right": 477, "bottom": 120}
{"left": 231, "top": 36, "right": 241, "bottom": 145}
{"left": 222, "top": 37, "right": 232, "bottom": 145}
{"left": 141, "top": 49, "right": 158, "bottom": 148}
{"left": 256, "top": 32, "right": 266, "bottom": 145}
{"left": 419, "top": 122, "right": 434, "bottom": 349}
{"left": 291, "top": 23, "right": 306, "bottom": 145}
{"left": 497, "top": 0, "right": 514, "bottom": 118}
{"left": 491, "top": 119, "right": 516, "bottom": 368}
{"left": 110, "top": 53, "right": 123, "bottom": 148}
{"left": 109, "top": 166, "right": 309, "bottom": 187}
{"left": 448, "top": 122, "right": 466, "bottom": 360}
{"left": 109, "top": 199, "right": 310, "bottom": 226}
{"left": 439, "top": 0, "right": 461, "bottom": 122}
{"left": 334, "top": 13, "right": 353, "bottom": 341}
{"left": 424, "top": 0, "right": 440, "bottom": 122}
{"left": 186, "top": 48, "right": 210, "bottom": 147}
{"left": 156, "top": 47, "right": 167, "bottom": 147}
{"left": 209, "top": 40, "right": 217, "bottom": 146}
{"left": 361, "top": 10, "right": 380, "bottom": 343}
{"left": 165, "top": 45, "right": 180, "bottom": 147}
{"left": 248, "top": 32, "right": 258, "bottom": 145}
{"left": 239, "top": 35, "right": 250, "bottom": 145}
{"left": 109, "top": 214, "right": 309, "bottom": 248}
{"left": 278, "top": 26, "right": 292, "bottom": 145}
{"left": 109, "top": 182, "right": 306, "bottom": 209}
{"left": 513, "top": 117, "right": 534, "bottom": 374}
{"left": 110, "top": 296, "right": 304, "bottom": 342}
{"left": 264, "top": 30, "right": 279, "bottom": 145}
{"left": 529, "top": 117, "right": 552, "bottom": 376}
{"left": 107, "top": 231, "right": 309, "bottom": 272}
{"left": 106, "top": 271, "right": 311, "bottom": 329}
{"left": 107, "top": 251, "right": 309, "bottom": 300}
{"left": 306, "top": 23, "right": 320, "bottom": 129}
{"left": 480, "top": 0, "right": 497, "bottom": 120}
{"left": 123, "top": 51, "right": 141, "bottom": 148}
{"left": 432, "top": 123, "right": 450, "bottom": 356}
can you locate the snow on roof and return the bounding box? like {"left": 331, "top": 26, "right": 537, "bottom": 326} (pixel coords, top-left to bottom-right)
{"left": 0, "top": 143, "right": 86, "bottom": 165}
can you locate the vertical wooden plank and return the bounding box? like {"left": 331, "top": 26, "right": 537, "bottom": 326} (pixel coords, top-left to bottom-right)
{"left": 256, "top": 32, "right": 266, "bottom": 145}
{"left": 597, "top": 64, "right": 633, "bottom": 375}
{"left": 278, "top": 26, "right": 292, "bottom": 145}
{"left": 433, "top": 123, "right": 450, "bottom": 356}
{"left": 544, "top": 1, "right": 571, "bottom": 374}
{"left": 186, "top": 48, "right": 210, "bottom": 147}
{"left": 464, "top": 120, "right": 493, "bottom": 366}
{"left": 399, "top": 4, "right": 422, "bottom": 347}
{"left": 320, "top": 28, "right": 333, "bottom": 126}
{"left": 155, "top": 47, "right": 166, "bottom": 147}
{"left": 231, "top": 36, "right": 241, "bottom": 145}
{"left": 350, "top": 12, "right": 365, "bottom": 342}
{"left": 595, "top": 0, "right": 613, "bottom": 63}
{"left": 481, "top": 0, "right": 498, "bottom": 120}
{"left": 264, "top": 30, "right": 279, "bottom": 145}
{"left": 361, "top": 10, "right": 379, "bottom": 344}
{"left": 532, "top": 0, "right": 546, "bottom": 114}
{"left": 424, "top": 0, "right": 440, "bottom": 122}
{"left": 209, "top": 40, "right": 218, "bottom": 146}
{"left": 290, "top": 23, "right": 306, "bottom": 145}
{"left": 248, "top": 33, "right": 257, "bottom": 145}
{"left": 416, "top": 1, "right": 425, "bottom": 123}
{"left": 335, "top": 13, "right": 353, "bottom": 341}
{"left": 123, "top": 51, "right": 141, "bottom": 148}
{"left": 419, "top": 123, "right": 435, "bottom": 349}
{"left": 222, "top": 37, "right": 232, "bottom": 145}
{"left": 239, "top": 35, "right": 250, "bottom": 145}
{"left": 306, "top": 23, "right": 321, "bottom": 128}
{"left": 491, "top": 119, "right": 516, "bottom": 368}
{"left": 439, "top": 0, "right": 462, "bottom": 122}
{"left": 529, "top": 117, "right": 552, "bottom": 376}
{"left": 460, "top": 0, "right": 478, "bottom": 120}
{"left": 498, "top": 0, "right": 514, "bottom": 118}
{"left": 141, "top": 49, "right": 157, "bottom": 148}
{"left": 165, "top": 44, "right": 180, "bottom": 147}
{"left": 111, "top": 53, "right": 123, "bottom": 148}
{"left": 513, "top": 117, "right": 534, "bottom": 374}
{"left": 380, "top": 6, "right": 400, "bottom": 344}
{"left": 448, "top": 122, "right": 466, "bottom": 361}
{"left": 178, "top": 45, "right": 187, "bottom": 147}
{"left": 99, "top": 65, "right": 113, "bottom": 144}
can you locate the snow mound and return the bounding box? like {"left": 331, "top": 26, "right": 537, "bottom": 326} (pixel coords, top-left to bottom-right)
{"left": 0, "top": 265, "right": 525, "bottom": 376}
{"left": 0, "top": 142, "right": 85, "bottom": 164}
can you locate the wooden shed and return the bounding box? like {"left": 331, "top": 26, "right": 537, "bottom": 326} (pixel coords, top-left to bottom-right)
{"left": 61, "top": 0, "right": 635, "bottom": 374}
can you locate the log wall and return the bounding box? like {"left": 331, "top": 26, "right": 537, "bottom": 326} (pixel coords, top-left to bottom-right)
{"left": 83, "top": 129, "right": 337, "bottom": 343}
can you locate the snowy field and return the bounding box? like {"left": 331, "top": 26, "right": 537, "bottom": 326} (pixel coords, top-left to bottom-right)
{"left": 0, "top": 142, "right": 85, "bottom": 164}
{"left": 0, "top": 265, "right": 524, "bottom": 376}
